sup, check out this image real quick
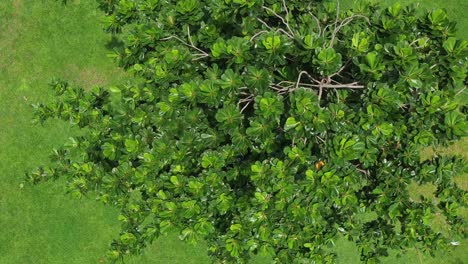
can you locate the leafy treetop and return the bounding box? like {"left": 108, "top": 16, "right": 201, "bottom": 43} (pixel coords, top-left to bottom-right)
{"left": 33, "top": 0, "right": 467, "bottom": 263}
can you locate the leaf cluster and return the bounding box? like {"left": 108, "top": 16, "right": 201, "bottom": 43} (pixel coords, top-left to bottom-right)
{"left": 31, "top": 0, "right": 467, "bottom": 263}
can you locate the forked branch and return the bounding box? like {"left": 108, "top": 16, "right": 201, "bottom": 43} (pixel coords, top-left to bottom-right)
{"left": 160, "top": 26, "right": 209, "bottom": 60}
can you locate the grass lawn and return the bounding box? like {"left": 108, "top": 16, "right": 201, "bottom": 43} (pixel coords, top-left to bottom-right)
{"left": 0, "top": 1, "right": 207, "bottom": 263}
{"left": 0, "top": 0, "right": 465, "bottom": 263}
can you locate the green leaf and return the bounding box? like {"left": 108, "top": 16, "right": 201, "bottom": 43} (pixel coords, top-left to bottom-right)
{"left": 124, "top": 139, "right": 139, "bottom": 153}
{"left": 365, "top": 51, "right": 380, "bottom": 69}
{"left": 215, "top": 104, "right": 242, "bottom": 131}
{"left": 102, "top": 142, "right": 116, "bottom": 160}
{"left": 388, "top": 203, "right": 401, "bottom": 219}
{"left": 352, "top": 32, "right": 370, "bottom": 52}
{"left": 195, "top": 218, "right": 215, "bottom": 236}
{"left": 254, "top": 192, "right": 268, "bottom": 204}
{"left": 219, "top": 69, "right": 242, "bottom": 90}
{"left": 229, "top": 223, "right": 242, "bottom": 233}
{"left": 211, "top": 41, "right": 227, "bottom": 57}
{"left": 259, "top": 95, "right": 283, "bottom": 119}
{"left": 133, "top": 64, "right": 143, "bottom": 71}
{"left": 284, "top": 116, "right": 300, "bottom": 131}
{"left": 304, "top": 34, "right": 320, "bottom": 49}
{"left": 120, "top": 232, "right": 137, "bottom": 245}
{"left": 444, "top": 111, "right": 468, "bottom": 136}
{"left": 428, "top": 9, "right": 447, "bottom": 26}
{"left": 443, "top": 37, "right": 468, "bottom": 55}
{"left": 388, "top": 3, "right": 402, "bottom": 17}
{"left": 226, "top": 238, "right": 241, "bottom": 257}
{"left": 262, "top": 35, "right": 281, "bottom": 50}
{"left": 170, "top": 176, "right": 180, "bottom": 186}
{"left": 379, "top": 123, "right": 394, "bottom": 136}
{"left": 443, "top": 37, "right": 457, "bottom": 53}
{"left": 314, "top": 47, "right": 342, "bottom": 75}
{"left": 164, "top": 49, "right": 181, "bottom": 64}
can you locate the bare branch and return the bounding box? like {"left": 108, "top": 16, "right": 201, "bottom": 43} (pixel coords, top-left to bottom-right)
{"left": 455, "top": 86, "right": 466, "bottom": 96}
{"left": 240, "top": 100, "right": 252, "bottom": 113}
{"left": 270, "top": 66, "right": 365, "bottom": 101}
{"left": 238, "top": 94, "right": 254, "bottom": 113}
{"left": 256, "top": 18, "right": 273, "bottom": 30}
{"left": 277, "top": 81, "right": 365, "bottom": 90}
{"left": 356, "top": 168, "right": 369, "bottom": 177}
{"left": 318, "top": 87, "right": 323, "bottom": 101}
{"left": 333, "top": 0, "right": 341, "bottom": 37}
{"left": 322, "top": 24, "right": 332, "bottom": 38}
{"left": 239, "top": 95, "right": 254, "bottom": 103}
{"left": 187, "top": 25, "right": 195, "bottom": 48}
{"left": 276, "top": 29, "right": 294, "bottom": 39}
{"left": 308, "top": 11, "right": 322, "bottom": 35}
{"left": 316, "top": 135, "right": 326, "bottom": 143}
{"left": 262, "top": 6, "right": 295, "bottom": 37}
{"left": 160, "top": 34, "right": 209, "bottom": 60}
{"left": 256, "top": 17, "right": 294, "bottom": 39}
{"left": 250, "top": 30, "right": 269, "bottom": 42}
{"left": 295, "top": 71, "right": 312, "bottom": 91}
{"left": 282, "top": 0, "right": 289, "bottom": 19}
{"left": 329, "top": 14, "right": 370, "bottom": 48}
{"left": 328, "top": 60, "right": 351, "bottom": 79}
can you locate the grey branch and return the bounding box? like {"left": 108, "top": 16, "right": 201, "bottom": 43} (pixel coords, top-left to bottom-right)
{"left": 329, "top": 14, "right": 370, "bottom": 48}
{"left": 261, "top": 6, "right": 295, "bottom": 38}
{"left": 160, "top": 28, "right": 209, "bottom": 60}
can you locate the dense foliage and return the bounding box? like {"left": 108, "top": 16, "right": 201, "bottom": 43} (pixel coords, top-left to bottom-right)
{"left": 31, "top": 0, "right": 467, "bottom": 263}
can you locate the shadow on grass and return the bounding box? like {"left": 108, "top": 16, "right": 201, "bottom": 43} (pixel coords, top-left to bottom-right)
{"left": 105, "top": 35, "right": 125, "bottom": 51}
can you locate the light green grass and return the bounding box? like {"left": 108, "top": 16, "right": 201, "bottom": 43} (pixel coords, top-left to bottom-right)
{"left": 0, "top": 1, "right": 208, "bottom": 263}
{"left": 0, "top": 0, "right": 465, "bottom": 263}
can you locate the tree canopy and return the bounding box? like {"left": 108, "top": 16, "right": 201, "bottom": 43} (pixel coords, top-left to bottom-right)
{"left": 30, "top": 0, "right": 467, "bottom": 263}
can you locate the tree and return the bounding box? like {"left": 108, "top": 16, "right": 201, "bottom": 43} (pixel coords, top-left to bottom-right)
{"left": 29, "top": 0, "right": 467, "bottom": 263}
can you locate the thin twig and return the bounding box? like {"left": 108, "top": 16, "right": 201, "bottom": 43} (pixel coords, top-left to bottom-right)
{"left": 282, "top": 0, "right": 289, "bottom": 19}
{"left": 238, "top": 94, "right": 254, "bottom": 113}
{"left": 328, "top": 60, "right": 351, "bottom": 79}
{"left": 335, "top": 88, "right": 340, "bottom": 103}
{"left": 333, "top": 0, "right": 341, "bottom": 39}
{"left": 329, "top": 14, "right": 370, "bottom": 48}
{"left": 455, "top": 86, "right": 466, "bottom": 96}
{"left": 238, "top": 95, "right": 254, "bottom": 103}
{"left": 308, "top": 11, "right": 322, "bottom": 35}
{"left": 316, "top": 136, "right": 326, "bottom": 143}
{"left": 240, "top": 100, "right": 252, "bottom": 113}
{"left": 160, "top": 35, "right": 209, "bottom": 59}
{"left": 256, "top": 18, "right": 273, "bottom": 30}
{"left": 356, "top": 168, "right": 368, "bottom": 177}
{"left": 322, "top": 24, "right": 331, "bottom": 38}
{"left": 278, "top": 81, "right": 365, "bottom": 89}
{"left": 262, "top": 6, "right": 294, "bottom": 37}
{"left": 276, "top": 29, "right": 294, "bottom": 39}
{"left": 250, "top": 30, "right": 269, "bottom": 42}
{"left": 295, "top": 71, "right": 311, "bottom": 91}
{"left": 255, "top": 17, "right": 294, "bottom": 39}
{"left": 318, "top": 86, "right": 323, "bottom": 101}
{"left": 187, "top": 25, "right": 195, "bottom": 48}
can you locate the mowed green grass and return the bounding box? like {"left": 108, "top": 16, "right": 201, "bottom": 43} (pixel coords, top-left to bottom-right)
{"left": 0, "top": 1, "right": 208, "bottom": 263}
{"left": 0, "top": 0, "right": 465, "bottom": 263}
